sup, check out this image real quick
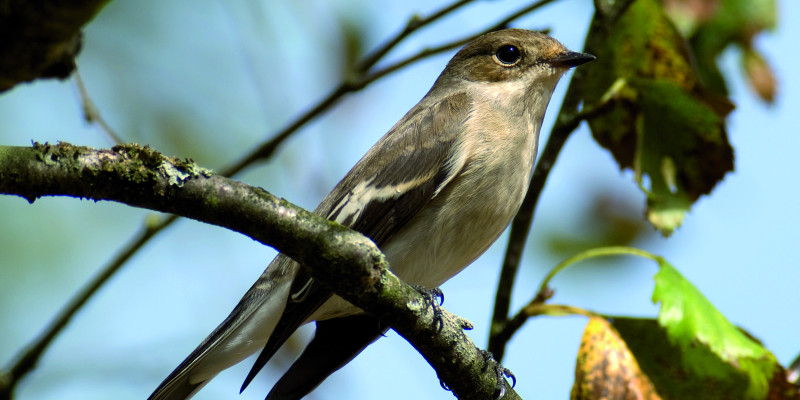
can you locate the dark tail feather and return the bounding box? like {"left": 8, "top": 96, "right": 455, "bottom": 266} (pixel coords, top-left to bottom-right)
{"left": 266, "top": 315, "right": 389, "bottom": 400}
{"left": 241, "top": 275, "right": 332, "bottom": 393}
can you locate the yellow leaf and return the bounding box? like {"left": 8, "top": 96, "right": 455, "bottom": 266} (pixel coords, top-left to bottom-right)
{"left": 572, "top": 317, "right": 661, "bottom": 400}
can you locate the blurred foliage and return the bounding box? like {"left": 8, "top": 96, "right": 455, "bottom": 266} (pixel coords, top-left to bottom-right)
{"left": 336, "top": 15, "right": 368, "bottom": 78}
{"left": 662, "top": 0, "right": 778, "bottom": 102}
{"left": 545, "top": 190, "right": 654, "bottom": 258}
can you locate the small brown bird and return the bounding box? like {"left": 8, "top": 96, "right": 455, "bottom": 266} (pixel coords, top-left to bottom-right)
{"left": 149, "top": 28, "right": 594, "bottom": 400}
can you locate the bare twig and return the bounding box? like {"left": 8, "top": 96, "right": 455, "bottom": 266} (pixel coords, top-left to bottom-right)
{"left": 523, "top": 303, "right": 602, "bottom": 319}
{"left": 354, "top": 0, "right": 475, "bottom": 73}
{"left": 362, "top": 0, "right": 561, "bottom": 88}
{"left": 227, "top": 0, "right": 559, "bottom": 174}
{"left": 360, "top": 38, "right": 473, "bottom": 87}
{"left": 493, "top": 247, "right": 659, "bottom": 349}
{"left": 487, "top": 0, "right": 635, "bottom": 357}
{"left": 488, "top": 0, "right": 559, "bottom": 31}
{"left": 224, "top": 0, "right": 476, "bottom": 175}
{"left": 74, "top": 70, "right": 125, "bottom": 145}
{"left": 486, "top": 0, "right": 639, "bottom": 358}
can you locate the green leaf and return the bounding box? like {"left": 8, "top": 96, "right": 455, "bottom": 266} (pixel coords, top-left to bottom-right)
{"left": 631, "top": 78, "right": 733, "bottom": 233}
{"left": 651, "top": 261, "right": 777, "bottom": 398}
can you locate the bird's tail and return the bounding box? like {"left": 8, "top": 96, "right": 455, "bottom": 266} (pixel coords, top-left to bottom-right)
{"left": 148, "top": 256, "right": 296, "bottom": 400}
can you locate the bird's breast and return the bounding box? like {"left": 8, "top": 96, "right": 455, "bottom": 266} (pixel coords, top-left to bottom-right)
{"left": 383, "top": 115, "right": 539, "bottom": 288}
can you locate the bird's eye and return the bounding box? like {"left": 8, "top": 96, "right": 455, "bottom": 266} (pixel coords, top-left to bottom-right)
{"left": 495, "top": 44, "right": 521, "bottom": 65}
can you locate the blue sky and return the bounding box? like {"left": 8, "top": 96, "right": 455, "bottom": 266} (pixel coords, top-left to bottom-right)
{"left": 1, "top": 1, "right": 797, "bottom": 399}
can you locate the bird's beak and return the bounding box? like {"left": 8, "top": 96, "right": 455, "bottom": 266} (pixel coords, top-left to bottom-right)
{"left": 547, "top": 51, "right": 596, "bottom": 68}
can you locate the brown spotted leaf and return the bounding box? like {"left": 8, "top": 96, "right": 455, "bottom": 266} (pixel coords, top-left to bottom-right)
{"left": 582, "top": 0, "right": 734, "bottom": 235}
{"left": 571, "top": 317, "right": 661, "bottom": 400}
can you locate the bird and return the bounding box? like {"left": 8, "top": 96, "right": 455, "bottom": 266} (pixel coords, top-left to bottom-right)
{"left": 149, "top": 28, "right": 594, "bottom": 400}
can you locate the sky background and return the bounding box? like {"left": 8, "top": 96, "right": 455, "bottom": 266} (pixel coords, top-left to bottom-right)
{"left": 1, "top": 0, "right": 798, "bottom": 399}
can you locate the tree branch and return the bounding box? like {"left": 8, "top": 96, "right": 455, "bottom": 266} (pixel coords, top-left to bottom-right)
{"left": 0, "top": 142, "right": 519, "bottom": 400}
{"left": 353, "top": 0, "right": 474, "bottom": 74}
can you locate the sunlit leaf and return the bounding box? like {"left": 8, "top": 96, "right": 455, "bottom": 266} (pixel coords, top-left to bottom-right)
{"left": 582, "top": 0, "right": 734, "bottom": 235}
{"left": 651, "top": 261, "right": 778, "bottom": 398}
{"left": 611, "top": 317, "right": 799, "bottom": 400}
{"left": 630, "top": 78, "right": 733, "bottom": 232}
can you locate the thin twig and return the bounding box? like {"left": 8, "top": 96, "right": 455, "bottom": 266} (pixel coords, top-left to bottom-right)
{"left": 362, "top": 0, "right": 561, "bottom": 88}
{"left": 488, "top": 0, "right": 559, "bottom": 31}
{"left": 493, "top": 247, "right": 661, "bottom": 347}
{"left": 355, "top": 0, "right": 475, "bottom": 73}
{"left": 487, "top": 0, "right": 625, "bottom": 358}
{"left": 227, "top": 0, "right": 560, "bottom": 174}
{"left": 524, "top": 303, "right": 602, "bottom": 319}
{"left": 361, "top": 38, "right": 472, "bottom": 88}
{"left": 493, "top": 302, "right": 604, "bottom": 349}
{"left": 488, "top": 54, "right": 595, "bottom": 360}
{"left": 222, "top": 83, "right": 350, "bottom": 176}
{"left": 221, "top": 0, "right": 477, "bottom": 176}
{"left": 74, "top": 70, "right": 125, "bottom": 145}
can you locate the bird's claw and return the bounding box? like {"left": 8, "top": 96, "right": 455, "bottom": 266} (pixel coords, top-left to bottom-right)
{"left": 412, "top": 285, "right": 445, "bottom": 332}
{"left": 436, "top": 349, "right": 516, "bottom": 398}
{"left": 480, "top": 349, "right": 516, "bottom": 399}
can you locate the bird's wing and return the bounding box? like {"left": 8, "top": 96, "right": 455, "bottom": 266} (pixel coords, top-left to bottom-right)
{"left": 150, "top": 91, "right": 473, "bottom": 400}
{"left": 322, "top": 90, "right": 473, "bottom": 244}
{"left": 240, "top": 90, "right": 474, "bottom": 392}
